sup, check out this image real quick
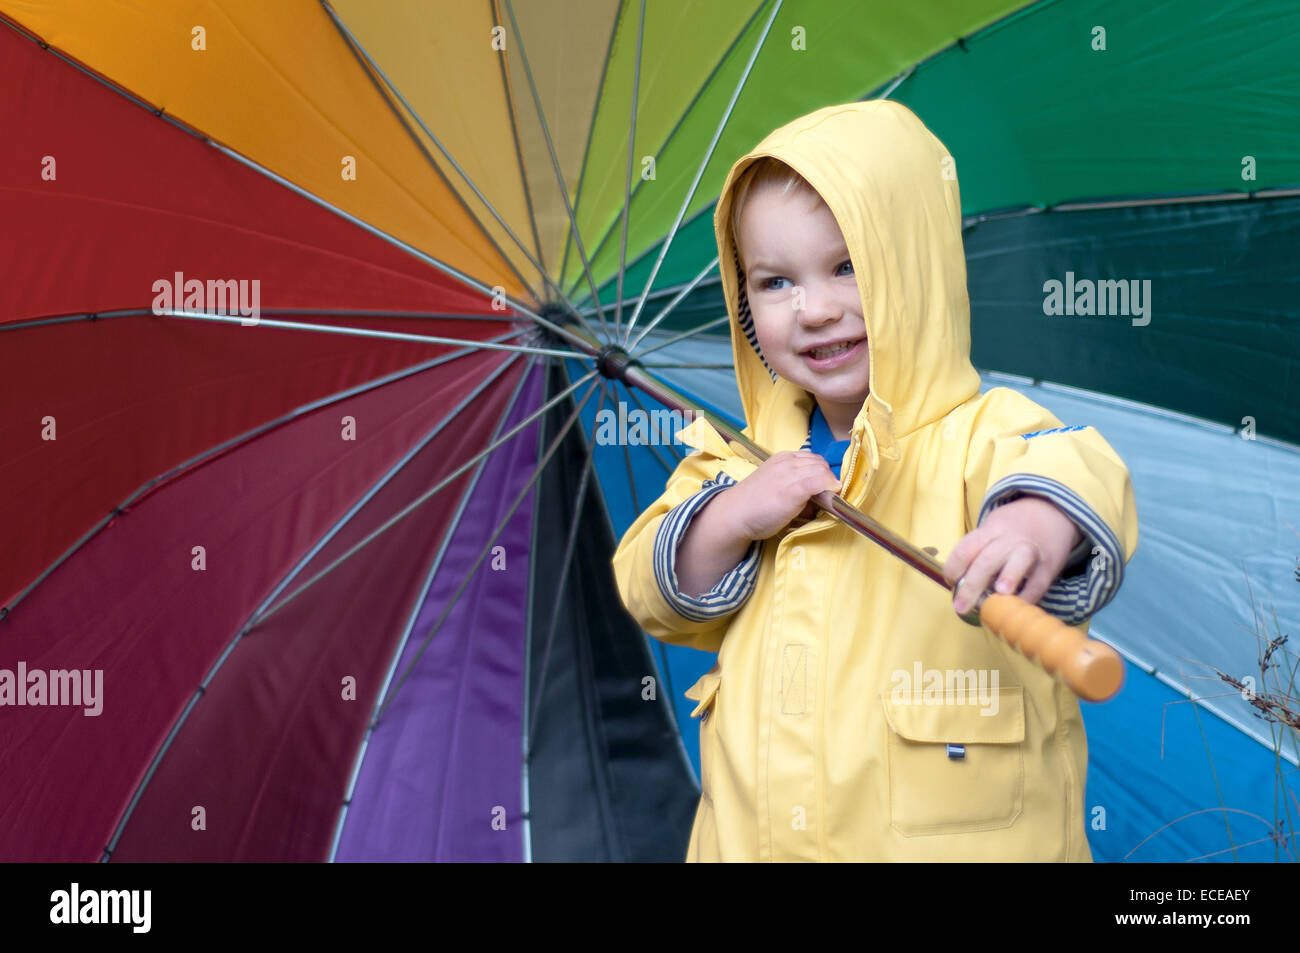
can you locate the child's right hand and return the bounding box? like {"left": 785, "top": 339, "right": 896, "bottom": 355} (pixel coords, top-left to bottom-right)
{"left": 714, "top": 451, "right": 842, "bottom": 541}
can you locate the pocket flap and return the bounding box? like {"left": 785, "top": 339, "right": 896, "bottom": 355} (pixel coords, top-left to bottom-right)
{"left": 881, "top": 685, "right": 1024, "bottom": 744}
{"left": 685, "top": 664, "right": 722, "bottom": 719}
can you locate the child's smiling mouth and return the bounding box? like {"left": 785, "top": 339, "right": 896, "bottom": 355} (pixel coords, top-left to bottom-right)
{"left": 800, "top": 336, "right": 866, "bottom": 369}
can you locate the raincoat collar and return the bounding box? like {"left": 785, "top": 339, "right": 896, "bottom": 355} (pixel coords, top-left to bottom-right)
{"left": 712, "top": 100, "right": 982, "bottom": 468}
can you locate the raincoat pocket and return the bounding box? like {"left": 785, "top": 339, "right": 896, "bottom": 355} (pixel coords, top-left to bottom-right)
{"left": 881, "top": 686, "right": 1025, "bottom": 836}
{"left": 685, "top": 666, "right": 722, "bottom": 799}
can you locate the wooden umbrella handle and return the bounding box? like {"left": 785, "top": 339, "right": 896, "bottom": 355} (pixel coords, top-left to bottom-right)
{"left": 975, "top": 593, "right": 1125, "bottom": 702}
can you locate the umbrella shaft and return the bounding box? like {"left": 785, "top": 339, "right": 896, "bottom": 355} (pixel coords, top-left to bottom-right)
{"left": 543, "top": 317, "right": 951, "bottom": 594}
{"left": 620, "top": 362, "right": 948, "bottom": 591}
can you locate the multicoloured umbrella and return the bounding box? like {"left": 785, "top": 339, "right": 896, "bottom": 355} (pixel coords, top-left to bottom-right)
{"left": 2, "top": 0, "right": 1297, "bottom": 862}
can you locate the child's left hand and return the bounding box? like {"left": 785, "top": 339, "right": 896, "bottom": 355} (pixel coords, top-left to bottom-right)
{"left": 942, "top": 495, "right": 1084, "bottom": 615}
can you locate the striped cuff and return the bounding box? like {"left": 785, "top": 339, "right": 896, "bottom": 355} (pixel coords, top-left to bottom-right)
{"left": 653, "top": 472, "right": 761, "bottom": 621}
{"left": 979, "top": 474, "right": 1125, "bottom": 626}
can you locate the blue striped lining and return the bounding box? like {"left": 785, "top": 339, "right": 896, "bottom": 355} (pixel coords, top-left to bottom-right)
{"left": 977, "top": 474, "right": 1125, "bottom": 625}
{"left": 733, "top": 246, "right": 778, "bottom": 383}
{"left": 653, "top": 471, "right": 763, "bottom": 621}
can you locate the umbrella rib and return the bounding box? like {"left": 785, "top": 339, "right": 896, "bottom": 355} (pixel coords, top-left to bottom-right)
{"left": 374, "top": 375, "right": 602, "bottom": 724}
{"left": 622, "top": 382, "right": 684, "bottom": 467}
{"left": 159, "top": 309, "right": 584, "bottom": 359}
{"left": 523, "top": 380, "right": 605, "bottom": 760}
{"left": 556, "top": 0, "right": 623, "bottom": 293}
{"left": 635, "top": 362, "right": 734, "bottom": 370}
{"left": 322, "top": 0, "right": 539, "bottom": 305}
{"left": 427, "top": 368, "right": 572, "bottom": 860}
{"left": 621, "top": 0, "right": 784, "bottom": 347}
{"left": 611, "top": 0, "right": 648, "bottom": 342}
{"left": 519, "top": 361, "right": 549, "bottom": 863}
{"left": 199, "top": 136, "right": 564, "bottom": 332}
{"left": 561, "top": 1, "right": 773, "bottom": 303}
{"left": 580, "top": 269, "right": 721, "bottom": 321}
{"left": 0, "top": 13, "right": 553, "bottom": 329}
{"left": 241, "top": 352, "right": 527, "bottom": 643}
{"left": 490, "top": 0, "right": 552, "bottom": 309}
{"left": 627, "top": 255, "right": 720, "bottom": 351}
{"left": 320, "top": 0, "right": 594, "bottom": 328}
{"left": 1, "top": 329, "right": 529, "bottom": 620}
{"left": 500, "top": 0, "right": 613, "bottom": 339}
{"left": 631, "top": 313, "right": 731, "bottom": 359}
{"left": 98, "top": 351, "right": 528, "bottom": 861}
{"left": 254, "top": 368, "right": 601, "bottom": 628}
{"left": 522, "top": 379, "right": 603, "bottom": 759}
{"left": 579, "top": 271, "right": 719, "bottom": 316}
{"left": 0, "top": 309, "right": 152, "bottom": 332}
{"left": 236, "top": 308, "right": 532, "bottom": 321}
{"left": 326, "top": 355, "right": 538, "bottom": 861}
{"left": 609, "top": 382, "right": 644, "bottom": 517}
{"left": 0, "top": 308, "right": 529, "bottom": 335}
{"left": 611, "top": 379, "right": 677, "bottom": 476}
{"left": 600, "top": 381, "right": 683, "bottom": 748}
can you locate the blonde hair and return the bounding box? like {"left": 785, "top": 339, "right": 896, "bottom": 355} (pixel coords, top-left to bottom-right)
{"left": 728, "top": 157, "right": 822, "bottom": 268}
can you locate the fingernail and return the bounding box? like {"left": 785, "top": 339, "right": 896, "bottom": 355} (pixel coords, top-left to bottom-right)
{"left": 995, "top": 580, "right": 1010, "bottom": 593}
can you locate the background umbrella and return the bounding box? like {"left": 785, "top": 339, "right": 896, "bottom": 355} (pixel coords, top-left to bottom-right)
{"left": 2, "top": 0, "right": 1298, "bottom": 862}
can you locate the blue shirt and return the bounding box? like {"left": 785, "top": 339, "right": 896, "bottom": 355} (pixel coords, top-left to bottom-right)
{"left": 808, "top": 404, "right": 852, "bottom": 480}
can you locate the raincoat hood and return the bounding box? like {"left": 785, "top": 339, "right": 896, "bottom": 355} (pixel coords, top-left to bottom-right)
{"left": 712, "top": 99, "right": 981, "bottom": 458}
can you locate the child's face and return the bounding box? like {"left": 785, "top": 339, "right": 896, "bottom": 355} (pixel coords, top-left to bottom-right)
{"left": 738, "top": 183, "right": 870, "bottom": 421}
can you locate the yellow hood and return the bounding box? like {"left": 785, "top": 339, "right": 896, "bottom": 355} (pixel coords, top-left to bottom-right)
{"left": 711, "top": 99, "right": 981, "bottom": 458}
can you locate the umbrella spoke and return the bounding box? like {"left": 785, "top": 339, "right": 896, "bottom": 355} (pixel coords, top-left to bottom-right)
{"left": 621, "top": 0, "right": 784, "bottom": 345}
{"left": 627, "top": 255, "right": 720, "bottom": 350}
{"left": 600, "top": 382, "right": 680, "bottom": 735}
{"left": 238, "top": 308, "right": 545, "bottom": 322}
{"left": 604, "top": 381, "right": 645, "bottom": 511}
{"left": 327, "top": 355, "right": 539, "bottom": 860}
{"left": 320, "top": 0, "right": 596, "bottom": 332}
{"left": 525, "top": 381, "right": 608, "bottom": 754}
{"left": 161, "top": 309, "right": 586, "bottom": 360}
{"left": 631, "top": 313, "right": 731, "bottom": 358}
{"left": 500, "top": 0, "right": 613, "bottom": 340}
{"left": 237, "top": 350, "right": 528, "bottom": 634}
{"left": 578, "top": 271, "right": 717, "bottom": 317}
{"left": 254, "top": 368, "right": 602, "bottom": 627}
{"left": 101, "top": 350, "right": 530, "bottom": 860}
{"left": 619, "top": 380, "right": 681, "bottom": 472}
{"left": 202, "top": 136, "right": 551, "bottom": 327}
{"left": 612, "top": 0, "right": 648, "bottom": 342}
{"left": 2, "top": 329, "right": 531, "bottom": 618}
{"left": 375, "top": 374, "right": 603, "bottom": 723}
{"left": 562, "top": 0, "right": 775, "bottom": 304}
{"left": 636, "top": 362, "right": 734, "bottom": 369}
{"left": 0, "top": 308, "right": 537, "bottom": 333}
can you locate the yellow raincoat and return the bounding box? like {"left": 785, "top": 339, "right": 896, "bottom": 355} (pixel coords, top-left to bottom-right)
{"left": 611, "top": 100, "right": 1138, "bottom": 861}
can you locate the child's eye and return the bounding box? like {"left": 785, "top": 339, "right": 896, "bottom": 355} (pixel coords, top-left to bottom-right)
{"left": 837, "top": 260, "right": 855, "bottom": 276}
{"left": 761, "top": 276, "right": 791, "bottom": 291}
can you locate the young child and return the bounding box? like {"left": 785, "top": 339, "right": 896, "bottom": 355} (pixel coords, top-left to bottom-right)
{"left": 611, "top": 100, "right": 1138, "bottom": 861}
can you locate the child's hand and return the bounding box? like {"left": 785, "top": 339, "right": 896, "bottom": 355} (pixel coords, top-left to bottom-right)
{"left": 942, "top": 496, "right": 1084, "bottom": 615}
{"left": 716, "top": 451, "right": 841, "bottom": 541}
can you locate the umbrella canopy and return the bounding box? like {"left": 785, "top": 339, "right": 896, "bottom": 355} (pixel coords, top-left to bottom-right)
{"left": 2, "top": 0, "right": 1297, "bottom": 862}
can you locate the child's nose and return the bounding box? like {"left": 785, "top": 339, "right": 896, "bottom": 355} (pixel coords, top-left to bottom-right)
{"left": 796, "top": 289, "right": 843, "bottom": 324}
